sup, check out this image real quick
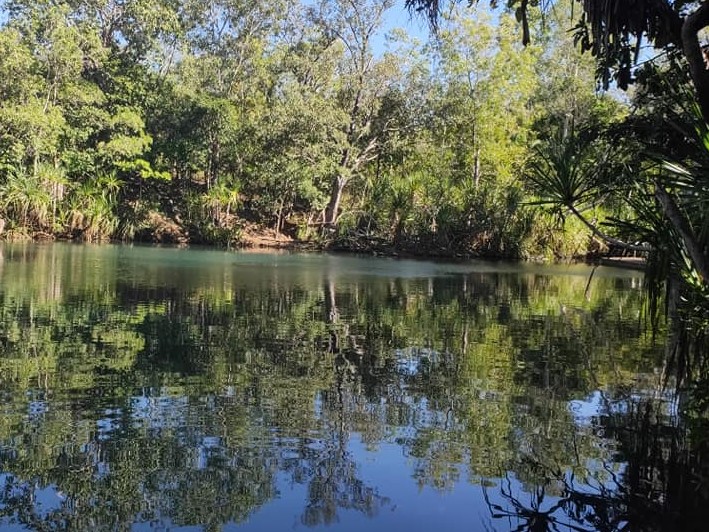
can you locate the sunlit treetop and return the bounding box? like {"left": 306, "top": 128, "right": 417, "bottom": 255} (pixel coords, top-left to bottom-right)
{"left": 405, "top": 0, "right": 709, "bottom": 123}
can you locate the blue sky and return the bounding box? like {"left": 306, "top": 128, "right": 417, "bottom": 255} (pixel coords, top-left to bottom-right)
{"left": 373, "top": 3, "right": 431, "bottom": 55}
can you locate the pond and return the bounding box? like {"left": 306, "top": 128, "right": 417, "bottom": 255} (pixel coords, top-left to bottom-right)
{"left": 0, "top": 242, "right": 702, "bottom": 531}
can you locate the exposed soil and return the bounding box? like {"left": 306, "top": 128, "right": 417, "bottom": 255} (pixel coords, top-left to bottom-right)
{"left": 237, "top": 223, "right": 315, "bottom": 251}
{"left": 144, "top": 211, "right": 189, "bottom": 244}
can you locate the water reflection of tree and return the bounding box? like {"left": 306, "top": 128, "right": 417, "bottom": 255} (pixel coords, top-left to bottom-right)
{"left": 0, "top": 244, "right": 681, "bottom": 529}
{"left": 296, "top": 426, "right": 388, "bottom": 526}
{"left": 602, "top": 396, "right": 709, "bottom": 530}
{"left": 482, "top": 394, "right": 709, "bottom": 532}
{"left": 0, "top": 388, "right": 390, "bottom": 530}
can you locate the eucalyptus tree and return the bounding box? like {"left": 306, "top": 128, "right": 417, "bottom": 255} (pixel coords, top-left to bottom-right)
{"left": 432, "top": 6, "right": 539, "bottom": 256}
{"left": 531, "top": 3, "right": 626, "bottom": 140}
{"left": 210, "top": 2, "right": 344, "bottom": 232}
{"left": 169, "top": 0, "right": 292, "bottom": 189}
{"left": 312, "top": 0, "right": 397, "bottom": 228}
{"left": 434, "top": 7, "right": 540, "bottom": 188}
{"left": 367, "top": 7, "right": 541, "bottom": 255}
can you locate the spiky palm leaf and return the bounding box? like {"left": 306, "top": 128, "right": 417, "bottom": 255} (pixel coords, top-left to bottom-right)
{"left": 0, "top": 170, "right": 52, "bottom": 229}
{"left": 525, "top": 133, "right": 619, "bottom": 212}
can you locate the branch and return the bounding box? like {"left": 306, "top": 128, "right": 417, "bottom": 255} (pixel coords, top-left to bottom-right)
{"left": 567, "top": 204, "right": 652, "bottom": 253}
{"left": 520, "top": 0, "right": 530, "bottom": 46}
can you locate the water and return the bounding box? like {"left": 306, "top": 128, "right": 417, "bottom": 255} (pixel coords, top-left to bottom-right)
{"left": 0, "top": 243, "right": 697, "bottom": 531}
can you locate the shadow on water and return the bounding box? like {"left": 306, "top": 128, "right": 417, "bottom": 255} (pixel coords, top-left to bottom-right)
{"left": 0, "top": 243, "right": 706, "bottom": 530}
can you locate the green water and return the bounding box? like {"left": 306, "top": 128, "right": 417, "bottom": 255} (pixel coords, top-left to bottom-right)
{"left": 0, "top": 243, "right": 694, "bottom": 530}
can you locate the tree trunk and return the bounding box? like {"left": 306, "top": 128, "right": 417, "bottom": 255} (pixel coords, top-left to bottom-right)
{"left": 655, "top": 182, "right": 709, "bottom": 283}
{"left": 324, "top": 175, "right": 346, "bottom": 227}
{"left": 682, "top": 2, "right": 709, "bottom": 124}
{"left": 275, "top": 196, "right": 284, "bottom": 236}
{"left": 473, "top": 147, "right": 481, "bottom": 188}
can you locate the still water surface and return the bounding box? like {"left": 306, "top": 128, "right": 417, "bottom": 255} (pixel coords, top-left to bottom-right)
{"left": 0, "top": 243, "right": 683, "bottom": 530}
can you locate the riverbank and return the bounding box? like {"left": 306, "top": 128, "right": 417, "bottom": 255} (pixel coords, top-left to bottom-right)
{"left": 597, "top": 256, "right": 646, "bottom": 270}
{"left": 0, "top": 221, "right": 647, "bottom": 270}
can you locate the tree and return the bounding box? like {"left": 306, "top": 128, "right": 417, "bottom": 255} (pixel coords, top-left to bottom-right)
{"left": 313, "top": 0, "right": 396, "bottom": 228}
{"left": 434, "top": 7, "right": 540, "bottom": 187}
{"left": 407, "top": 1, "right": 709, "bottom": 118}
{"left": 241, "top": 9, "right": 345, "bottom": 231}
{"left": 405, "top": 0, "right": 709, "bottom": 284}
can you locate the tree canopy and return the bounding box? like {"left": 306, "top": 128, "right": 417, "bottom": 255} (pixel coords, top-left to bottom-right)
{"left": 0, "top": 0, "right": 624, "bottom": 260}
{"left": 407, "top": 0, "right": 709, "bottom": 123}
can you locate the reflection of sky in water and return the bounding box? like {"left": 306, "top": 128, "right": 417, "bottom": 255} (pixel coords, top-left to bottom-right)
{"left": 0, "top": 439, "right": 592, "bottom": 531}
{"left": 28, "top": 400, "right": 48, "bottom": 419}
{"left": 569, "top": 390, "right": 606, "bottom": 426}
{"left": 95, "top": 408, "right": 122, "bottom": 440}
{"left": 569, "top": 388, "right": 679, "bottom": 426}
{"left": 0, "top": 475, "right": 65, "bottom": 531}
{"left": 0, "top": 243, "right": 671, "bottom": 530}
{"left": 6, "top": 378, "right": 645, "bottom": 529}
{"left": 130, "top": 394, "right": 190, "bottom": 431}
{"left": 0, "top": 378, "right": 640, "bottom": 532}
{"left": 395, "top": 347, "right": 440, "bottom": 376}
{"left": 230, "top": 437, "right": 489, "bottom": 531}
{"left": 64, "top": 390, "right": 628, "bottom": 531}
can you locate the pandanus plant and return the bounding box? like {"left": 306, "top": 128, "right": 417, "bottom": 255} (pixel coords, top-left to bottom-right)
{"left": 526, "top": 101, "right": 709, "bottom": 386}
{"left": 0, "top": 168, "right": 52, "bottom": 232}
{"left": 525, "top": 131, "right": 648, "bottom": 254}
{"left": 641, "top": 103, "right": 709, "bottom": 385}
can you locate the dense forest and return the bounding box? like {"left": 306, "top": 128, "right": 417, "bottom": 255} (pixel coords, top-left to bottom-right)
{"left": 0, "top": 0, "right": 632, "bottom": 259}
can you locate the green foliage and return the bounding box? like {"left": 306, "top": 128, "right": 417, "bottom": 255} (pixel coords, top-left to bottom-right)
{"left": 526, "top": 134, "right": 613, "bottom": 210}
{"left": 63, "top": 174, "right": 120, "bottom": 241}
{"left": 183, "top": 188, "right": 241, "bottom": 246}
{"left": 0, "top": 0, "right": 621, "bottom": 260}
{"left": 0, "top": 169, "right": 52, "bottom": 230}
